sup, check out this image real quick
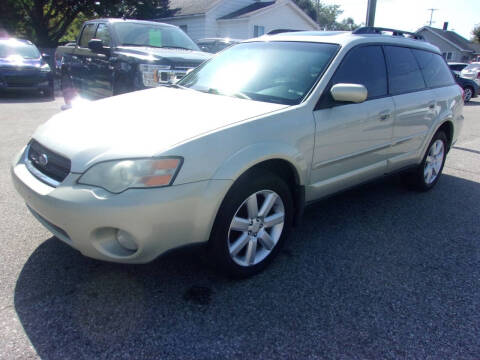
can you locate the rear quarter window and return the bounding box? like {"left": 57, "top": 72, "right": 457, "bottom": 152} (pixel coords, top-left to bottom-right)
{"left": 384, "top": 46, "right": 426, "bottom": 95}
{"left": 413, "top": 49, "right": 455, "bottom": 88}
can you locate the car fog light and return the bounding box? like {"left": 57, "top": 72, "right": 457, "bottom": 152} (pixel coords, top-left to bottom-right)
{"left": 116, "top": 230, "right": 138, "bottom": 251}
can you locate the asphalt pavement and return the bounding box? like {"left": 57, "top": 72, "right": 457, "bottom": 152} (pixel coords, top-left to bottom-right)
{"left": 0, "top": 92, "right": 479, "bottom": 359}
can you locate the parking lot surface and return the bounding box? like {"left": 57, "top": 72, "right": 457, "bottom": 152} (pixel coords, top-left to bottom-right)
{"left": 1, "top": 93, "right": 479, "bottom": 359}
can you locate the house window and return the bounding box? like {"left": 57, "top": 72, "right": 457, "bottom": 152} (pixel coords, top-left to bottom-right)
{"left": 254, "top": 25, "right": 265, "bottom": 37}
{"left": 442, "top": 52, "right": 453, "bottom": 60}
{"left": 179, "top": 25, "right": 188, "bottom": 33}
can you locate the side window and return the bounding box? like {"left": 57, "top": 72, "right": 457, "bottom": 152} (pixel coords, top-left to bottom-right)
{"left": 412, "top": 49, "right": 455, "bottom": 88}
{"left": 95, "top": 24, "right": 112, "bottom": 47}
{"left": 79, "top": 24, "right": 97, "bottom": 48}
{"left": 384, "top": 46, "right": 426, "bottom": 95}
{"left": 331, "top": 45, "right": 388, "bottom": 99}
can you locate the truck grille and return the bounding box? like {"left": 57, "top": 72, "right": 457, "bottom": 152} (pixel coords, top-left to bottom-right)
{"left": 27, "top": 140, "right": 71, "bottom": 184}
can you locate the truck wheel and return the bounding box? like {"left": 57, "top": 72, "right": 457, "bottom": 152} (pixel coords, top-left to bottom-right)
{"left": 61, "top": 74, "right": 77, "bottom": 105}
{"left": 208, "top": 169, "right": 293, "bottom": 278}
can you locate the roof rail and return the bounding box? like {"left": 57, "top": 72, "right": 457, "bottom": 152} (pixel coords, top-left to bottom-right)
{"left": 353, "top": 27, "right": 424, "bottom": 40}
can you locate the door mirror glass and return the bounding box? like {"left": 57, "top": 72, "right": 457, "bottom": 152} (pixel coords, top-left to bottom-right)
{"left": 330, "top": 83, "right": 368, "bottom": 103}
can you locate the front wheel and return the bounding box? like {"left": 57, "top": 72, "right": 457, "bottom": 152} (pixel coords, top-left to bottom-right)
{"left": 208, "top": 170, "right": 293, "bottom": 278}
{"left": 403, "top": 131, "right": 448, "bottom": 192}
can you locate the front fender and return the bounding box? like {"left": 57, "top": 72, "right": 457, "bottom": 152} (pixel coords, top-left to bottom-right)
{"left": 211, "top": 142, "right": 308, "bottom": 185}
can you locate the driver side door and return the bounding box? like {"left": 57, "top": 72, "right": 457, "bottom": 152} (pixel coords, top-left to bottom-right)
{"left": 308, "top": 45, "right": 395, "bottom": 200}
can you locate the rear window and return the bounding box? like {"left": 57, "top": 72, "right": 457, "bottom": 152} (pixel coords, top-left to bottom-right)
{"left": 413, "top": 49, "right": 455, "bottom": 88}
{"left": 384, "top": 46, "right": 426, "bottom": 95}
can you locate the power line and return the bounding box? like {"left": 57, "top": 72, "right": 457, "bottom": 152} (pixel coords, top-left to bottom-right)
{"left": 427, "top": 8, "right": 438, "bottom": 26}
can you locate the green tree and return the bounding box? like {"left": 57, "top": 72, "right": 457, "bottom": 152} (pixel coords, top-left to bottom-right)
{"left": 0, "top": 0, "right": 176, "bottom": 47}
{"left": 293, "top": 0, "right": 354, "bottom": 30}
{"left": 473, "top": 25, "right": 480, "bottom": 43}
{"left": 334, "top": 17, "right": 361, "bottom": 31}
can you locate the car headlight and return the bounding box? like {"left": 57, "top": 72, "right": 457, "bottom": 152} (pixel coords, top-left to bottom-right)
{"left": 40, "top": 63, "right": 51, "bottom": 72}
{"left": 78, "top": 158, "right": 182, "bottom": 193}
{"left": 139, "top": 64, "right": 171, "bottom": 87}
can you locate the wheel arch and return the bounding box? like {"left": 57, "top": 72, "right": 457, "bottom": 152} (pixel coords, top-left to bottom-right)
{"left": 211, "top": 143, "right": 308, "bottom": 226}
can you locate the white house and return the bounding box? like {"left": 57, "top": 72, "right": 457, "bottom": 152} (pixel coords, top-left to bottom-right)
{"left": 156, "top": 0, "right": 319, "bottom": 41}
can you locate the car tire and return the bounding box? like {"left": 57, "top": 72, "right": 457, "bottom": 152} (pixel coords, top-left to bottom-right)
{"left": 464, "top": 86, "right": 473, "bottom": 102}
{"left": 61, "top": 73, "right": 77, "bottom": 105}
{"left": 403, "top": 131, "right": 448, "bottom": 192}
{"left": 42, "top": 84, "right": 54, "bottom": 99}
{"left": 208, "top": 169, "right": 293, "bottom": 278}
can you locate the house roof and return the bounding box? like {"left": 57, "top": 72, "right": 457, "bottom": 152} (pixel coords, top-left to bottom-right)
{"left": 218, "top": 1, "right": 276, "bottom": 20}
{"left": 417, "top": 26, "right": 477, "bottom": 53}
{"left": 166, "top": 0, "right": 220, "bottom": 17}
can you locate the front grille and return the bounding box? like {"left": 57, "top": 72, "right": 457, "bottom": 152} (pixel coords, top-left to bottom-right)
{"left": 27, "top": 140, "right": 71, "bottom": 183}
{"left": 4, "top": 73, "right": 43, "bottom": 87}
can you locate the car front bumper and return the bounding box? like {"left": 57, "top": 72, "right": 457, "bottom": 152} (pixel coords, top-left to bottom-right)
{"left": 11, "top": 150, "right": 231, "bottom": 263}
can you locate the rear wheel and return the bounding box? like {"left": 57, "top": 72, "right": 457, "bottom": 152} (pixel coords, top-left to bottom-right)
{"left": 403, "top": 131, "right": 447, "bottom": 192}
{"left": 208, "top": 170, "right": 293, "bottom": 278}
{"left": 464, "top": 86, "right": 473, "bottom": 102}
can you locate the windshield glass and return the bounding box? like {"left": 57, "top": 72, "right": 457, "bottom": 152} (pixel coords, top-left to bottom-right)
{"left": 178, "top": 41, "right": 338, "bottom": 105}
{"left": 0, "top": 41, "right": 41, "bottom": 59}
{"left": 112, "top": 22, "right": 199, "bottom": 51}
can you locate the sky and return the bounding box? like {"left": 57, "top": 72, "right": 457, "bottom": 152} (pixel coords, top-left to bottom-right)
{"left": 322, "top": 0, "right": 480, "bottom": 40}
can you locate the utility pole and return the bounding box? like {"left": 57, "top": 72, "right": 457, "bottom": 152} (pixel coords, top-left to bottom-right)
{"left": 316, "top": 0, "right": 320, "bottom": 26}
{"left": 366, "top": 0, "right": 377, "bottom": 27}
{"left": 427, "top": 8, "right": 438, "bottom": 26}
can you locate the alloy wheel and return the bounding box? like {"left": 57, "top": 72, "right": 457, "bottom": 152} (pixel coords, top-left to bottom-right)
{"left": 424, "top": 139, "right": 445, "bottom": 185}
{"left": 227, "top": 190, "right": 285, "bottom": 267}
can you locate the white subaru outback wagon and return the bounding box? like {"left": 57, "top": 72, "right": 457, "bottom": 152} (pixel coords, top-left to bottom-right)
{"left": 12, "top": 28, "right": 464, "bottom": 277}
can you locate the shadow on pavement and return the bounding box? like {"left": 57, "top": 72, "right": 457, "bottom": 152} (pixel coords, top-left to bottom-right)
{"left": 14, "top": 174, "right": 480, "bottom": 359}
{"left": 0, "top": 91, "right": 56, "bottom": 104}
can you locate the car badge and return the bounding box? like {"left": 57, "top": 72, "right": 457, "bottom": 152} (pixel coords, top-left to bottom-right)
{"left": 38, "top": 153, "right": 48, "bottom": 166}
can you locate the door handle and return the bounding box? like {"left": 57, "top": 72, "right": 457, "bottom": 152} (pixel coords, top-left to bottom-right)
{"left": 378, "top": 111, "right": 391, "bottom": 121}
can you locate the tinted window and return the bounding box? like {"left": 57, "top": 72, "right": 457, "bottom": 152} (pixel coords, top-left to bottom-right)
{"left": 79, "top": 24, "right": 97, "bottom": 48}
{"left": 331, "top": 45, "right": 387, "bottom": 99}
{"left": 449, "top": 64, "right": 466, "bottom": 71}
{"left": 413, "top": 50, "right": 455, "bottom": 88}
{"left": 95, "top": 24, "right": 111, "bottom": 47}
{"left": 384, "top": 46, "right": 425, "bottom": 95}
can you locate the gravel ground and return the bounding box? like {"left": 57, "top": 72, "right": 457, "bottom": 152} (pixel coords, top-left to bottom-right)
{"left": 0, "top": 92, "right": 479, "bottom": 359}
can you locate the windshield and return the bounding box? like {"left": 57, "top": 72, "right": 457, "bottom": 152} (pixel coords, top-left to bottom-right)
{"left": 112, "top": 22, "right": 200, "bottom": 51}
{"left": 178, "top": 41, "right": 338, "bottom": 105}
{"left": 0, "top": 41, "right": 41, "bottom": 59}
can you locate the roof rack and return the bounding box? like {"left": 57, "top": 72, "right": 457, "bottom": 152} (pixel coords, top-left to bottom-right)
{"left": 353, "top": 27, "right": 424, "bottom": 40}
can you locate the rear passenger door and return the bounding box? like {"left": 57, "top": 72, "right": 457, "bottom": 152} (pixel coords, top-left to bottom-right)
{"left": 310, "top": 45, "right": 395, "bottom": 198}
{"left": 384, "top": 46, "right": 436, "bottom": 171}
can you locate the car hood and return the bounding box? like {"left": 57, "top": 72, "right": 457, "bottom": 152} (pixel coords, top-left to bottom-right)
{"left": 32, "top": 87, "right": 288, "bottom": 173}
{"left": 115, "top": 46, "right": 211, "bottom": 64}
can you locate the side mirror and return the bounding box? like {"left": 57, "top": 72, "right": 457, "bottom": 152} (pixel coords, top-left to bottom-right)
{"left": 41, "top": 53, "right": 51, "bottom": 60}
{"left": 330, "top": 83, "right": 368, "bottom": 103}
{"left": 88, "top": 39, "right": 109, "bottom": 55}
